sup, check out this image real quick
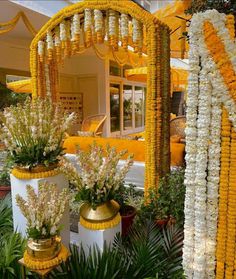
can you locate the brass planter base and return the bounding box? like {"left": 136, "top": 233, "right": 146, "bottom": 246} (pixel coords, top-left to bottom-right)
{"left": 80, "top": 200, "right": 120, "bottom": 223}
{"left": 27, "top": 236, "right": 61, "bottom": 261}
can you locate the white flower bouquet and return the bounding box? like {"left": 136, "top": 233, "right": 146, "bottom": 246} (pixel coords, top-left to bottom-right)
{"left": 16, "top": 181, "right": 69, "bottom": 239}
{"left": 60, "top": 143, "right": 133, "bottom": 209}
{"left": 0, "top": 97, "right": 75, "bottom": 169}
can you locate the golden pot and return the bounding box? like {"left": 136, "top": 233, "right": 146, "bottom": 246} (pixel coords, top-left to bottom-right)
{"left": 80, "top": 200, "right": 120, "bottom": 222}
{"left": 27, "top": 236, "right": 61, "bottom": 261}
{"left": 16, "top": 164, "right": 57, "bottom": 173}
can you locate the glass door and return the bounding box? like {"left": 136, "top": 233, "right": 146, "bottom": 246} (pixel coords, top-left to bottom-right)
{"left": 110, "top": 83, "right": 121, "bottom": 134}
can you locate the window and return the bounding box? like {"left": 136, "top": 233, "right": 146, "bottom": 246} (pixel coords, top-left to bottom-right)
{"left": 123, "top": 85, "right": 133, "bottom": 131}
{"left": 110, "top": 83, "right": 121, "bottom": 133}
{"left": 109, "top": 61, "right": 146, "bottom": 135}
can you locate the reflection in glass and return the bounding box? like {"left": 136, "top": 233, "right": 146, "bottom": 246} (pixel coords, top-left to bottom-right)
{"left": 123, "top": 85, "right": 133, "bottom": 130}
{"left": 134, "top": 86, "right": 144, "bottom": 128}
{"left": 110, "top": 84, "right": 120, "bottom": 133}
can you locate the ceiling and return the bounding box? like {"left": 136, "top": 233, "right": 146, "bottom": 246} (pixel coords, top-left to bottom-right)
{"left": 0, "top": 1, "right": 49, "bottom": 42}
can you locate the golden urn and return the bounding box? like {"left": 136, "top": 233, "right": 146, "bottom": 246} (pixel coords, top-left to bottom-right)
{"left": 27, "top": 236, "right": 61, "bottom": 261}
{"left": 80, "top": 200, "right": 120, "bottom": 222}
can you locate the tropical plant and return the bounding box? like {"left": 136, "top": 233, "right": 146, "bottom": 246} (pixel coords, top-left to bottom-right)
{"left": 0, "top": 195, "right": 13, "bottom": 237}
{"left": 49, "top": 221, "right": 184, "bottom": 279}
{"left": 139, "top": 168, "right": 185, "bottom": 225}
{"left": 60, "top": 143, "right": 133, "bottom": 209}
{"left": 0, "top": 196, "right": 26, "bottom": 279}
{"left": 0, "top": 82, "right": 27, "bottom": 111}
{"left": 15, "top": 182, "right": 69, "bottom": 239}
{"left": 0, "top": 232, "right": 26, "bottom": 279}
{"left": 0, "top": 158, "right": 13, "bottom": 187}
{"left": 114, "top": 183, "right": 143, "bottom": 215}
{"left": 0, "top": 97, "right": 75, "bottom": 169}
{"left": 186, "top": 0, "right": 236, "bottom": 15}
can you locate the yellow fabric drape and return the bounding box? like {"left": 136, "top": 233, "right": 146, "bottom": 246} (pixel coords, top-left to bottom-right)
{"left": 6, "top": 79, "right": 32, "bottom": 94}
{"left": 0, "top": 11, "right": 37, "bottom": 36}
{"left": 153, "top": 0, "right": 191, "bottom": 59}
{"left": 125, "top": 67, "right": 188, "bottom": 89}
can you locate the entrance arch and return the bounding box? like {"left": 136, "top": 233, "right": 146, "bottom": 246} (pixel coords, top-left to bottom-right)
{"left": 29, "top": 0, "right": 171, "bottom": 192}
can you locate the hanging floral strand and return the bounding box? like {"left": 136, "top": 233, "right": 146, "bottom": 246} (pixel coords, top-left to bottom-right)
{"left": 84, "top": 8, "right": 92, "bottom": 47}
{"left": 54, "top": 26, "right": 61, "bottom": 64}
{"left": 120, "top": 13, "right": 129, "bottom": 51}
{"left": 64, "top": 20, "right": 71, "bottom": 57}
{"left": 59, "top": 20, "right": 66, "bottom": 50}
{"left": 94, "top": 9, "right": 104, "bottom": 44}
{"left": 38, "top": 40, "right": 45, "bottom": 63}
{"left": 108, "top": 9, "right": 119, "bottom": 51}
{"left": 71, "top": 13, "right": 80, "bottom": 53}
{"left": 132, "top": 18, "right": 143, "bottom": 56}
{"left": 46, "top": 30, "right": 54, "bottom": 61}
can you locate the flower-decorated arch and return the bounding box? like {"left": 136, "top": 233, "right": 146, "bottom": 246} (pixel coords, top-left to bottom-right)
{"left": 29, "top": 0, "right": 171, "bottom": 192}
{"left": 183, "top": 10, "right": 236, "bottom": 279}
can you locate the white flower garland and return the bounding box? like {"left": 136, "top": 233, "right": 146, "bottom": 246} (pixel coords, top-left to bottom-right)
{"left": 120, "top": 13, "right": 129, "bottom": 39}
{"left": 84, "top": 8, "right": 92, "bottom": 33}
{"left": 60, "top": 20, "right": 66, "bottom": 43}
{"left": 54, "top": 26, "right": 61, "bottom": 47}
{"left": 94, "top": 9, "right": 103, "bottom": 33}
{"left": 182, "top": 19, "right": 200, "bottom": 278}
{"left": 38, "top": 40, "right": 44, "bottom": 58}
{"left": 108, "top": 9, "right": 118, "bottom": 37}
{"left": 46, "top": 30, "right": 54, "bottom": 51}
{"left": 71, "top": 13, "right": 80, "bottom": 41}
{"left": 183, "top": 10, "right": 236, "bottom": 279}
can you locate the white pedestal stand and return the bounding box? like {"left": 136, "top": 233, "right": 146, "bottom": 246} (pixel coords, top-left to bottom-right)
{"left": 10, "top": 173, "right": 70, "bottom": 247}
{"left": 78, "top": 221, "right": 121, "bottom": 255}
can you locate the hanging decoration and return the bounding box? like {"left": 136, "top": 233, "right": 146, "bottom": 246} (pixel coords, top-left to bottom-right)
{"left": 36, "top": 5, "right": 147, "bottom": 65}
{"left": 0, "top": 11, "right": 37, "bottom": 36}
{"left": 183, "top": 10, "right": 236, "bottom": 279}
{"left": 30, "top": 0, "right": 171, "bottom": 194}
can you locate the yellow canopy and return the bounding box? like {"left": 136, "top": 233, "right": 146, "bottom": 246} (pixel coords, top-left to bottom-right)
{"left": 6, "top": 79, "right": 32, "bottom": 94}
{"left": 125, "top": 66, "right": 188, "bottom": 90}
{"left": 154, "top": 0, "right": 191, "bottom": 58}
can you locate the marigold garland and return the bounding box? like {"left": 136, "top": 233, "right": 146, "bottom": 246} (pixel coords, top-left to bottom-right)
{"left": 80, "top": 213, "right": 121, "bottom": 230}
{"left": 23, "top": 244, "right": 69, "bottom": 270}
{"left": 11, "top": 168, "right": 59, "bottom": 180}
{"left": 29, "top": 0, "right": 171, "bottom": 194}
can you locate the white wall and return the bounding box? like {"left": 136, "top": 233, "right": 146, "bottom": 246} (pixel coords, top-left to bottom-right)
{"left": 60, "top": 53, "right": 106, "bottom": 114}
{"left": 0, "top": 38, "right": 30, "bottom": 72}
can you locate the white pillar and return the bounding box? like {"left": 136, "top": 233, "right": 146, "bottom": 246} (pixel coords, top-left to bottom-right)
{"left": 78, "top": 221, "right": 121, "bottom": 255}
{"left": 10, "top": 173, "right": 70, "bottom": 247}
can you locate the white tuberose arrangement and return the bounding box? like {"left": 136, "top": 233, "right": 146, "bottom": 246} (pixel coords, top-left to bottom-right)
{"left": 16, "top": 182, "right": 69, "bottom": 240}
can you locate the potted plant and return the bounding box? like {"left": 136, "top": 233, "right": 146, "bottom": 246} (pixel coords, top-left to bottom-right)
{"left": 59, "top": 143, "right": 133, "bottom": 224}
{"left": 114, "top": 183, "right": 143, "bottom": 236}
{"left": 139, "top": 168, "right": 185, "bottom": 227}
{"left": 0, "top": 159, "right": 13, "bottom": 198}
{"left": 0, "top": 97, "right": 75, "bottom": 171}
{"left": 15, "top": 181, "right": 69, "bottom": 262}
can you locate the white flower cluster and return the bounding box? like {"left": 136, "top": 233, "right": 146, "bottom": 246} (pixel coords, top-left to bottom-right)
{"left": 16, "top": 182, "right": 69, "bottom": 238}
{"left": 54, "top": 26, "right": 61, "bottom": 47}
{"left": 132, "top": 18, "right": 142, "bottom": 45}
{"left": 120, "top": 13, "right": 129, "bottom": 39}
{"left": 38, "top": 40, "right": 44, "bottom": 57}
{"left": 60, "top": 20, "right": 66, "bottom": 42}
{"left": 84, "top": 8, "right": 92, "bottom": 33}
{"left": 108, "top": 9, "right": 119, "bottom": 37}
{"left": 94, "top": 9, "right": 103, "bottom": 33}
{"left": 0, "top": 97, "right": 75, "bottom": 168}
{"left": 183, "top": 10, "right": 236, "bottom": 279}
{"left": 46, "top": 30, "right": 54, "bottom": 51}
{"left": 60, "top": 144, "right": 133, "bottom": 208}
{"left": 71, "top": 13, "right": 80, "bottom": 41}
